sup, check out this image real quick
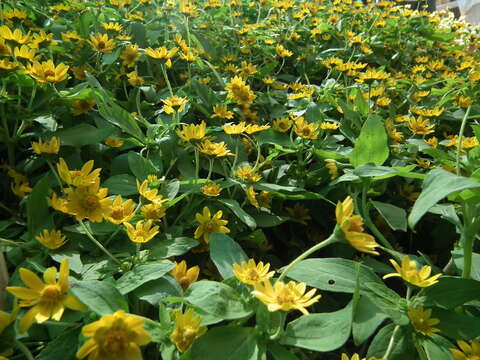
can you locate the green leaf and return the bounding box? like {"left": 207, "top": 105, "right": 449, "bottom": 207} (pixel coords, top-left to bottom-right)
{"left": 352, "top": 295, "right": 388, "bottom": 346}
{"left": 452, "top": 249, "right": 480, "bottom": 281}
{"left": 102, "top": 47, "right": 121, "bottom": 65}
{"left": 364, "top": 282, "right": 408, "bottom": 325}
{"left": 252, "top": 213, "right": 288, "bottom": 227}
{"left": 371, "top": 200, "right": 407, "bottom": 232}
{"left": 134, "top": 276, "right": 182, "bottom": 306}
{"left": 408, "top": 169, "right": 480, "bottom": 229}
{"left": 367, "top": 323, "right": 416, "bottom": 360}
{"left": 191, "top": 326, "right": 258, "bottom": 360}
{"left": 56, "top": 123, "right": 114, "bottom": 147}
{"left": 184, "top": 281, "right": 252, "bottom": 325}
{"left": 433, "top": 308, "right": 480, "bottom": 340}
{"left": 280, "top": 302, "right": 352, "bottom": 351}
{"left": 149, "top": 237, "right": 198, "bottom": 258}
{"left": 209, "top": 233, "right": 248, "bottom": 280}
{"left": 50, "top": 252, "right": 83, "bottom": 274}
{"left": 285, "top": 258, "right": 383, "bottom": 294}
{"left": 131, "top": 22, "right": 147, "bottom": 47}
{"left": 422, "top": 336, "right": 455, "bottom": 360}
{"left": 268, "top": 344, "right": 300, "bottom": 360}
{"left": 103, "top": 174, "right": 138, "bottom": 195}
{"left": 219, "top": 199, "right": 256, "bottom": 230}
{"left": 116, "top": 261, "right": 174, "bottom": 295}
{"left": 36, "top": 327, "right": 80, "bottom": 360}
{"left": 420, "top": 276, "right": 480, "bottom": 309}
{"left": 128, "top": 152, "right": 157, "bottom": 181}
{"left": 71, "top": 280, "right": 128, "bottom": 315}
{"left": 27, "top": 174, "right": 53, "bottom": 239}
{"left": 350, "top": 115, "right": 389, "bottom": 167}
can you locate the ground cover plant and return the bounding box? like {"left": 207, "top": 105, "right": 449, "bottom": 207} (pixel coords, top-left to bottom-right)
{"left": 0, "top": 0, "right": 480, "bottom": 359}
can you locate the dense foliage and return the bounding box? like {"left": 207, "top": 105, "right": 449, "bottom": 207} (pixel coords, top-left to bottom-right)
{"left": 1, "top": 0, "right": 480, "bottom": 359}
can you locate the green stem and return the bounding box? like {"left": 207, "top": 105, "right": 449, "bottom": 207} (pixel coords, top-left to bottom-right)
{"left": 361, "top": 180, "right": 393, "bottom": 250}
{"left": 194, "top": 147, "right": 200, "bottom": 179}
{"left": 79, "top": 220, "right": 121, "bottom": 265}
{"left": 161, "top": 64, "right": 174, "bottom": 97}
{"left": 277, "top": 233, "right": 338, "bottom": 283}
{"left": 461, "top": 203, "right": 474, "bottom": 279}
{"left": 0, "top": 237, "right": 27, "bottom": 248}
{"left": 383, "top": 325, "right": 400, "bottom": 360}
{"left": 46, "top": 160, "right": 63, "bottom": 188}
{"left": 456, "top": 105, "right": 471, "bottom": 176}
{"left": 207, "top": 158, "right": 214, "bottom": 180}
{"left": 268, "top": 312, "right": 286, "bottom": 341}
{"left": 15, "top": 340, "right": 35, "bottom": 360}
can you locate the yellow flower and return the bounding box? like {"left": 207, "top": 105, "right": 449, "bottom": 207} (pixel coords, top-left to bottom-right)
{"left": 26, "top": 60, "right": 69, "bottom": 83}
{"left": 408, "top": 116, "right": 435, "bottom": 135}
{"left": 102, "top": 22, "right": 123, "bottom": 32}
{"left": 13, "top": 45, "right": 36, "bottom": 61}
{"left": 0, "top": 303, "right": 18, "bottom": 335}
{"left": 136, "top": 179, "right": 167, "bottom": 205}
{"left": 124, "top": 220, "right": 159, "bottom": 243}
{"left": 336, "top": 196, "right": 380, "bottom": 255}
{"left": 140, "top": 203, "right": 166, "bottom": 221}
{"left": 194, "top": 206, "right": 230, "bottom": 245}
{"left": 127, "top": 71, "right": 144, "bottom": 87}
{"left": 198, "top": 139, "right": 233, "bottom": 157}
{"left": 325, "top": 159, "right": 339, "bottom": 179}
{"left": 71, "top": 99, "right": 96, "bottom": 116}
{"left": 145, "top": 46, "right": 178, "bottom": 67}
{"left": 176, "top": 121, "right": 206, "bottom": 142}
{"left": 104, "top": 196, "right": 135, "bottom": 224}
{"left": 104, "top": 138, "right": 124, "bottom": 147}
{"left": 120, "top": 44, "right": 140, "bottom": 67}
{"left": 408, "top": 306, "right": 440, "bottom": 336}
{"left": 356, "top": 68, "right": 389, "bottom": 83}
{"left": 294, "top": 116, "right": 319, "bottom": 140}
{"left": 383, "top": 256, "right": 442, "bottom": 287}
{"left": 6, "top": 259, "right": 86, "bottom": 333}
{"left": 320, "top": 122, "right": 339, "bottom": 130}
{"left": 245, "top": 124, "right": 271, "bottom": 135}
{"left": 63, "top": 182, "right": 113, "bottom": 222}
{"left": 36, "top": 229, "right": 67, "bottom": 250}
{"left": 236, "top": 165, "right": 261, "bottom": 182}
{"left": 88, "top": 33, "right": 116, "bottom": 53}
{"left": 57, "top": 158, "right": 101, "bottom": 187}
{"left": 171, "top": 309, "right": 207, "bottom": 353}
{"left": 225, "top": 76, "right": 256, "bottom": 106}
{"left": 376, "top": 96, "right": 391, "bottom": 107}
{"left": 76, "top": 310, "right": 151, "bottom": 360}
{"left": 456, "top": 96, "right": 472, "bottom": 109}
{"left": 410, "top": 106, "right": 444, "bottom": 117}
{"left": 223, "top": 121, "right": 249, "bottom": 135}
{"left": 341, "top": 354, "right": 382, "bottom": 360}
{"left": 233, "top": 259, "right": 275, "bottom": 286}
{"left": 246, "top": 186, "right": 259, "bottom": 208}
{"left": 469, "top": 70, "right": 480, "bottom": 83}
{"left": 276, "top": 44, "right": 293, "bottom": 58}
{"left": 163, "top": 96, "right": 188, "bottom": 114}
{"left": 450, "top": 339, "right": 480, "bottom": 360}
{"left": 272, "top": 117, "right": 292, "bottom": 133}
{"left": 0, "top": 25, "right": 31, "bottom": 44}
{"left": 211, "top": 104, "right": 234, "bottom": 119}
{"left": 170, "top": 260, "right": 200, "bottom": 290}
{"left": 286, "top": 203, "right": 311, "bottom": 225}
{"left": 252, "top": 280, "right": 320, "bottom": 315}
{"left": 201, "top": 183, "right": 222, "bottom": 197}
{"left": 0, "top": 59, "right": 17, "bottom": 71}
{"left": 32, "top": 137, "right": 60, "bottom": 154}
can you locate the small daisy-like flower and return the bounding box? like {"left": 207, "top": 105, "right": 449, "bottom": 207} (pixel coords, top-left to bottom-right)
{"left": 194, "top": 206, "right": 230, "bottom": 245}
{"left": 408, "top": 306, "right": 440, "bottom": 336}
{"left": 170, "top": 260, "right": 200, "bottom": 290}
{"left": 6, "top": 259, "right": 86, "bottom": 333}
{"left": 245, "top": 124, "right": 271, "bottom": 135}
{"left": 211, "top": 104, "right": 234, "bottom": 119}
{"left": 246, "top": 186, "right": 259, "bottom": 208}
{"left": 225, "top": 76, "right": 256, "bottom": 106}
{"left": 163, "top": 96, "right": 189, "bottom": 115}
{"left": 198, "top": 140, "right": 233, "bottom": 157}
{"left": 236, "top": 165, "right": 261, "bottom": 182}
{"left": 294, "top": 117, "right": 319, "bottom": 140}
{"left": 408, "top": 116, "right": 435, "bottom": 135}
{"left": 223, "top": 121, "right": 249, "bottom": 135}
{"left": 104, "top": 138, "right": 124, "bottom": 147}
{"left": 201, "top": 183, "right": 222, "bottom": 197}
{"left": 176, "top": 121, "right": 206, "bottom": 142}
{"left": 26, "top": 60, "right": 69, "bottom": 83}
{"left": 276, "top": 44, "right": 293, "bottom": 58}
{"left": 356, "top": 68, "right": 389, "bottom": 83}
{"left": 35, "top": 229, "right": 67, "bottom": 250}
{"left": 325, "top": 159, "right": 339, "bottom": 179}
{"left": 450, "top": 339, "right": 480, "bottom": 360}
{"left": 170, "top": 309, "right": 207, "bottom": 353}
{"left": 120, "top": 44, "right": 140, "bottom": 67}
{"left": 286, "top": 203, "right": 311, "bottom": 225}
{"left": 272, "top": 118, "right": 292, "bottom": 133}
{"left": 104, "top": 196, "right": 135, "bottom": 225}
{"left": 88, "top": 33, "right": 116, "bottom": 53}
{"left": 32, "top": 137, "right": 60, "bottom": 155}
{"left": 76, "top": 310, "right": 151, "bottom": 360}
{"left": 71, "top": 99, "right": 96, "bottom": 116}
{"left": 383, "top": 256, "right": 442, "bottom": 287}
{"left": 57, "top": 158, "right": 101, "bottom": 187}
{"left": 233, "top": 259, "right": 275, "bottom": 286}
{"left": 124, "top": 220, "right": 159, "bottom": 244}
{"left": 140, "top": 203, "right": 166, "bottom": 222}
{"left": 64, "top": 183, "right": 113, "bottom": 223}
{"left": 336, "top": 196, "right": 380, "bottom": 255}
{"left": 320, "top": 122, "right": 339, "bottom": 130}
{"left": 252, "top": 280, "right": 320, "bottom": 315}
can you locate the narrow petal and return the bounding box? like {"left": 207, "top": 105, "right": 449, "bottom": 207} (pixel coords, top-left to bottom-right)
{"left": 19, "top": 307, "right": 39, "bottom": 333}
{"left": 63, "top": 295, "right": 87, "bottom": 311}
{"left": 19, "top": 268, "right": 44, "bottom": 291}
{"left": 6, "top": 286, "right": 39, "bottom": 300}
{"left": 43, "top": 267, "right": 57, "bottom": 284}
{"left": 76, "top": 339, "right": 97, "bottom": 359}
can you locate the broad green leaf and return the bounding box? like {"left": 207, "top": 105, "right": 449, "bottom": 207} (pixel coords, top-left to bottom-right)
{"left": 285, "top": 258, "right": 383, "bottom": 294}
{"left": 420, "top": 276, "right": 480, "bottom": 309}
{"left": 116, "top": 261, "right": 174, "bottom": 295}
{"left": 134, "top": 276, "right": 182, "bottom": 305}
{"left": 184, "top": 281, "right": 252, "bottom": 325}
{"left": 143, "top": 317, "right": 168, "bottom": 343}
{"left": 352, "top": 295, "right": 388, "bottom": 346}
{"left": 350, "top": 115, "right": 389, "bottom": 167}
{"left": 452, "top": 249, "right": 480, "bottom": 281}
{"left": 128, "top": 152, "right": 157, "bottom": 181}
{"left": 36, "top": 328, "right": 80, "bottom": 360}
{"left": 371, "top": 200, "right": 407, "bottom": 232}
{"left": 209, "top": 233, "right": 248, "bottom": 279}
{"left": 280, "top": 302, "right": 352, "bottom": 351}
{"left": 422, "top": 336, "right": 455, "bottom": 360}
{"left": 71, "top": 280, "right": 128, "bottom": 315}
{"left": 50, "top": 252, "right": 83, "bottom": 274}
{"left": 219, "top": 199, "right": 256, "bottom": 230}
{"left": 408, "top": 169, "right": 480, "bottom": 229}
{"left": 364, "top": 282, "right": 408, "bottom": 325}
{"left": 103, "top": 174, "right": 138, "bottom": 195}
{"left": 27, "top": 174, "right": 53, "bottom": 239}
{"left": 56, "top": 123, "right": 114, "bottom": 147}
{"left": 433, "top": 308, "right": 480, "bottom": 340}
{"left": 251, "top": 213, "right": 288, "bottom": 228}
{"left": 102, "top": 47, "right": 121, "bottom": 65}
{"left": 149, "top": 237, "right": 198, "bottom": 258}
{"left": 191, "top": 326, "right": 258, "bottom": 360}
{"left": 268, "top": 344, "right": 301, "bottom": 360}
{"left": 367, "top": 323, "right": 416, "bottom": 360}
